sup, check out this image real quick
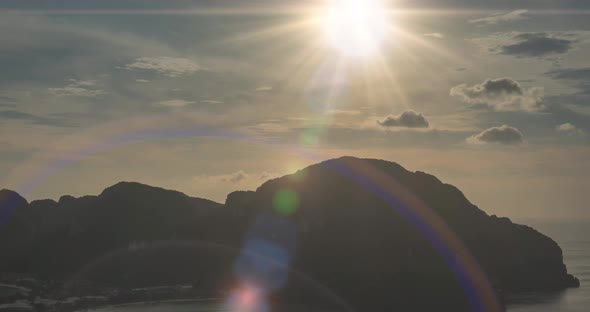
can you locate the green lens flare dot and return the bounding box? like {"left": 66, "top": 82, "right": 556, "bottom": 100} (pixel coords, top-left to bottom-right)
{"left": 272, "top": 189, "right": 300, "bottom": 216}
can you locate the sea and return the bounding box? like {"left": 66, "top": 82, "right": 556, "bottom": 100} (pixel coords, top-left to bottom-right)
{"left": 89, "top": 220, "right": 590, "bottom": 312}
{"left": 505, "top": 219, "right": 589, "bottom": 312}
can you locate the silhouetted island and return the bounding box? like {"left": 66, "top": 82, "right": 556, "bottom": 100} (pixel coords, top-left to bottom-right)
{"left": 0, "top": 157, "right": 579, "bottom": 311}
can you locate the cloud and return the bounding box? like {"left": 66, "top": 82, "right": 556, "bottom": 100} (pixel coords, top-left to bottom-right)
{"left": 197, "top": 170, "right": 280, "bottom": 185}
{"left": 122, "top": 57, "right": 201, "bottom": 77}
{"left": 470, "top": 31, "right": 589, "bottom": 60}
{"left": 500, "top": 33, "right": 574, "bottom": 57}
{"left": 545, "top": 67, "right": 590, "bottom": 106}
{"left": 546, "top": 67, "right": 590, "bottom": 81}
{"left": 255, "top": 86, "right": 273, "bottom": 92}
{"left": 158, "top": 99, "right": 195, "bottom": 108}
{"left": 0, "top": 96, "right": 17, "bottom": 107}
{"left": 557, "top": 123, "right": 576, "bottom": 132}
{"left": 423, "top": 33, "right": 443, "bottom": 39}
{"left": 377, "top": 110, "right": 429, "bottom": 128}
{"left": 192, "top": 170, "right": 282, "bottom": 197}
{"left": 221, "top": 170, "right": 249, "bottom": 184}
{"left": 326, "top": 109, "right": 362, "bottom": 116}
{"left": 202, "top": 100, "right": 224, "bottom": 104}
{"left": 48, "top": 79, "right": 106, "bottom": 97}
{"left": 469, "top": 9, "right": 529, "bottom": 25}
{"left": 556, "top": 123, "right": 585, "bottom": 136}
{"left": 450, "top": 78, "right": 544, "bottom": 111}
{"left": 468, "top": 125, "right": 524, "bottom": 145}
{"left": 259, "top": 171, "right": 279, "bottom": 181}
{"left": 0, "top": 110, "right": 74, "bottom": 127}
{"left": 248, "top": 122, "right": 291, "bottom": 134}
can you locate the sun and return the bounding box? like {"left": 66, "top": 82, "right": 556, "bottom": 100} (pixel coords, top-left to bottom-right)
{"left": 320, "top": 0, "right": 391, "bottom": 58}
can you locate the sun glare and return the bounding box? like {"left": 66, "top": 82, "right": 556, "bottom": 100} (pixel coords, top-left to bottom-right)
{"left": 321, "top": 0, "right": 390, "bottom": 58}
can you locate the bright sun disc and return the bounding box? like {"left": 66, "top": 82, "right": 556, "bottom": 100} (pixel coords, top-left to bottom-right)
{"left": 321, "top": 0, "right": 390, "bottom": 58}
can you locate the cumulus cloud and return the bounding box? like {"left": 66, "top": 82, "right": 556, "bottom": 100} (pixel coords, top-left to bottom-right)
{"left": 122, "top": 57, "right": 201, "bottom": 77}
{"left": 469, "top": 10, "right": 530, "bottom": 25}
{"left": 423, "top": 33, "right": 443, "bottom": 39}
{"left": 556, "top": 123, "right": 585, "bottom": 136}
{"left": 377, "top": 110, "right": 429, "bottom": 128}
{"left": 500, "top": 33, "right": 574, "bottom": 57}
{"left": 450, "top": 78, "right": 544, "bottom": 111}
{"left": 48, "top": 79, "right": 106, "bottom": 97}
{"left": 158, "top": 99, "right": 195, "bottom": 108}
{"left": 468, "top": 125, "right": 524, "bottom": 145}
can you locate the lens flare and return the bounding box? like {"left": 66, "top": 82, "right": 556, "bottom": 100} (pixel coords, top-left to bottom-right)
{"left": 273, "top": 189, "right": 300, "bottom": 216}
{"left": 227, "top": 284, "right": 267, "bottom": 312}
{"left": 238, "top": 285, "right": 258, "bottom": 307}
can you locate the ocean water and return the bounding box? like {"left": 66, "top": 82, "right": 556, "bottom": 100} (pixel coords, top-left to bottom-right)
{"left": 505, "top": 219, "right": 589, "bottom": 312}
{"left": 95, "top": 219, "right": 589, "bottom": 312}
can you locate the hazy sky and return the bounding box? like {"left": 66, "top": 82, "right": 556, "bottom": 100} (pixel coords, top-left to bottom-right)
{"left": 1, "top": 0, "right": 589, "bottom": 219}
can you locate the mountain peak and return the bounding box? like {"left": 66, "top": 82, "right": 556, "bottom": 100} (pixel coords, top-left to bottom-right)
{"left": 313, "top": 156, "right": 411, "bottom": 179}
{"left": 0, "top": 189, "right": 28, "bottom": 211}
{"left": 100, "top": 181, "right": 186, "bottom": 197}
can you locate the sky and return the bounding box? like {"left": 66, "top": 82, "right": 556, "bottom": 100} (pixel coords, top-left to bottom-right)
{"left": 0, "top": 0, "right": 589, "bottom": 219}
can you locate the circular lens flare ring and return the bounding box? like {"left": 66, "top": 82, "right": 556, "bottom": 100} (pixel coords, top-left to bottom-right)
{"left": 321, "top": 0, "right": 390, "bottom": 57}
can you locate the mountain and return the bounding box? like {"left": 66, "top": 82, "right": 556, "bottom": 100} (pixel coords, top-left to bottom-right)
{"left": 0, "top": 182, "right": 225, "bottom": 279}
{"left": 223, "top": 157, "right": 580, "bottom": 310}
{"left": 0, "top": 157, "right": 580, "bottom": 311}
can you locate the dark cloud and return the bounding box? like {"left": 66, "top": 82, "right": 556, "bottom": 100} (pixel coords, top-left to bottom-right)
{"left": 546, "top": 67, "right": 590, "bottom": 81}
{"left": 545, "top": 67, "right": 590, "bottom": 107}
{"left": 501, "top": 33, "right": 574, "bottom": 57}
{"left": 468, "top": 125, "right": 524, "bottom": 145}
{"left": 451, "top": 78, "right": 543, "bottom": 111}
{"left": 378, "top": 110, "right": 429, "bottom": 128}
{"left": 0, "top": 110, "right": 75, "bottom": 127}
{"left": 481, "top": 78, "right": 522, "bottom": 95}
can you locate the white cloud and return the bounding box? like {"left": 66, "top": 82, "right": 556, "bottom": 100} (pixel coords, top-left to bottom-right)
{"left": 451, "top": 78, "right": 544, "bottom": 112}
{"left": 556, "top": 123, "right": 585, "bottom": 136}
{"left": 467, "top": 125, "right": 524, "bottom": 145}
{"left": 469, "top": 10, "right": 529, "bottom": 25}
{"left": 122, "top": 57, "right": 201, "bottom": 77}
{"left": 48, "top": 79, "right": 106, "bottom": 97}
{"left": 158, "top": 99, "right": 195, "bottom": 108}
